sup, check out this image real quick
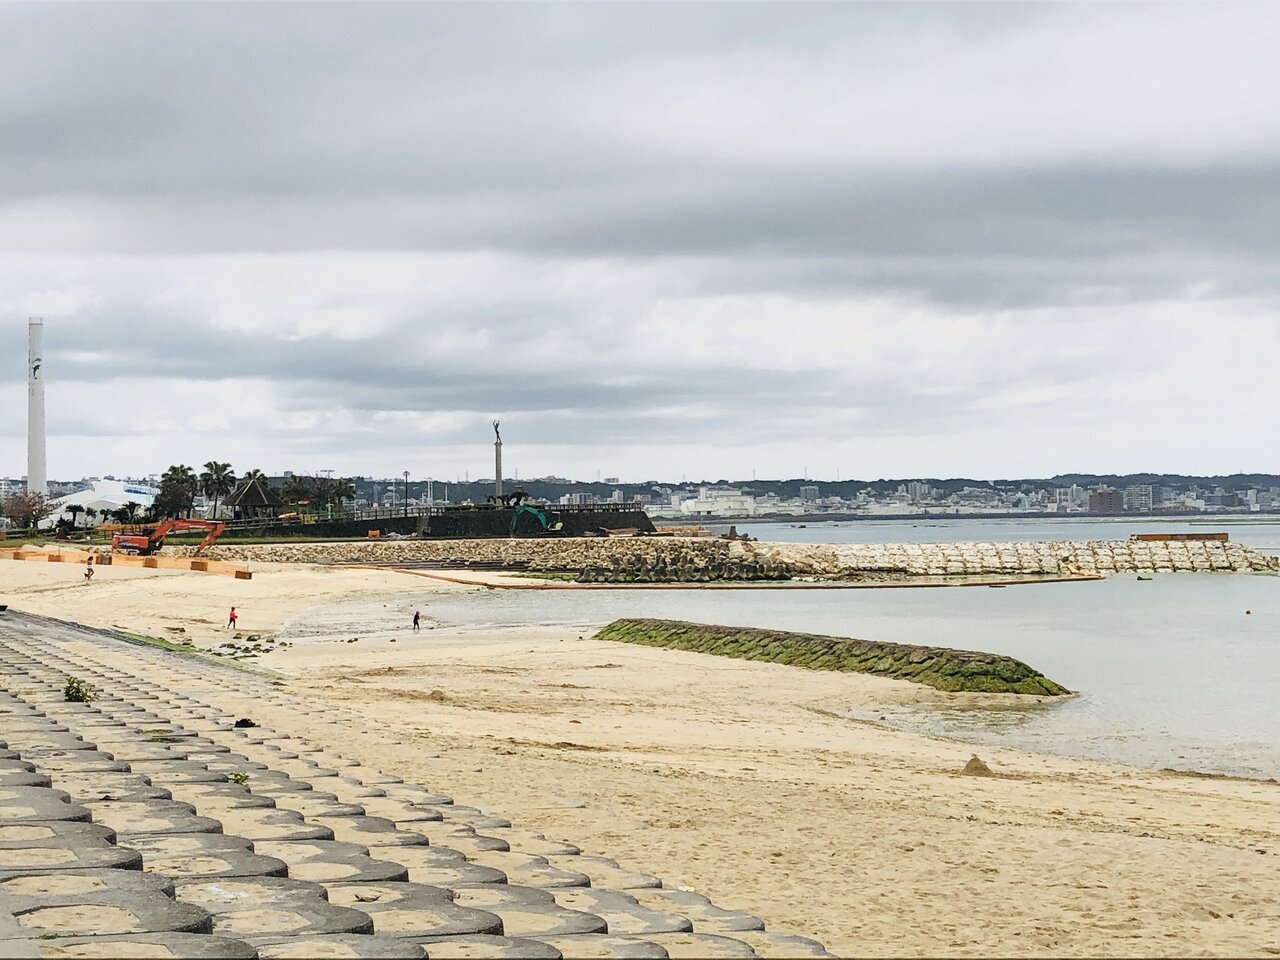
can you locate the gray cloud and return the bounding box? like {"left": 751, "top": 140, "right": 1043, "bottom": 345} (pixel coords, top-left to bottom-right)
{"left": 1, "top": 3, "right": 1278, "bottom": 480}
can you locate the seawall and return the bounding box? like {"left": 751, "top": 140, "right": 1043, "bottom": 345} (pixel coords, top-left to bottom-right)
{"left": 595, "top": 618, "right": 1072, "bottom": 695}
{"left": 174, "top": 536, "right": 1280, "bottom": 578}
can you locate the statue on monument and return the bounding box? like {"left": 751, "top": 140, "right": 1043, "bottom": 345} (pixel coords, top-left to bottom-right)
{"left": 493, "top": 419, "right": 501, "bottom": 443}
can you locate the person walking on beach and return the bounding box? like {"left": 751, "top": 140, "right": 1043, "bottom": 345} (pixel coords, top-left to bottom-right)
{"left": 227, "top": 607, "right": 238, "bottom": 629}
{"left": 412, "top": 610, "right": 421, "bottom": 632}
{"left": 84, "top": 556, "right": 94, "bottom": 583}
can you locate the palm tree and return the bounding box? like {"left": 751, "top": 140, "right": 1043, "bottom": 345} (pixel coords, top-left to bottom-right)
{"left": 332, "top": 478, "right": 356, "bottom": 505}
{"left": 161, "top": 465, "right": 199, "bottom": 518}
{"left": 200, "top": 461, "right": 236, "bottom": 520}
{"left": 84, "top": 507, "right": 99, "bottom": 528}
{"left": 241, "top": 468, "right": 268, "bottom": 484}
{"left": 123, "top": 501, "right": 142, "bottom": 523}
{"left": 280, "top": 475, "right": 311, "bottom": 509}
{"left": 65, "top": 504, "right": 85, "bottom": 528}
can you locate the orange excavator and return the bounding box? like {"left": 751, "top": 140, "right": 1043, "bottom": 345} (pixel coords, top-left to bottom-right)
{"left": 112, "top": 519, "right": 225, "bottom": 557}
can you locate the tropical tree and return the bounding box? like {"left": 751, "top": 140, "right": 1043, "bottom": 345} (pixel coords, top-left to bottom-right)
{"left": 64, "top": 504, "right": 85, "bottom": 529}
{"left": 2, "top": 491, "right": 55, "bottom": 530}
{"left": 241, "top": 468, "right": 268, "bottom": 484}
{"left": 280, "top": 475, "right": 311, "bottom": 509}
{"left": 331, "top": 478, "right": 356, "bottom": 507}
{"left": 123, "top": 501, "right": 142, "bottom": 523}
{"left": 156, "top": 465, "right": 199, "bottom": 519}
{"left": 199, "top": 461, "right": 236, "bottom": 520}
{"left": 84, "top": 506, "right": 99, "bottom": 528}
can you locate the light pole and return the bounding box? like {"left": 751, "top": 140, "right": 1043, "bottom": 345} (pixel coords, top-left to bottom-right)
{"left": 403, "top": 471, "right": 410, "bottom": 518}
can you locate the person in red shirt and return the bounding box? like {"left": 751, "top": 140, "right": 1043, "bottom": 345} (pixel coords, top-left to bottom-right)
{"left": 227, "top": 607, "right": 238, "bottom": 629}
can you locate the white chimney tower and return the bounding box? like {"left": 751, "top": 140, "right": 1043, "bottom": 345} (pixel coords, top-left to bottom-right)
{"left": 27, "top": 318, "right": 47, "bottom": 497}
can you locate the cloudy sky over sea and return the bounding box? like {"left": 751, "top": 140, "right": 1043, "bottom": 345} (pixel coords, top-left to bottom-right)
{"left": 3, "top": 3, "right": 1278, "bottom": 483}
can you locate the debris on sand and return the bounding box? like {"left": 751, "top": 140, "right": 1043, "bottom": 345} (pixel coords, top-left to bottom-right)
{"left": 962, "top": 755, "right": 995, "bottom": 777}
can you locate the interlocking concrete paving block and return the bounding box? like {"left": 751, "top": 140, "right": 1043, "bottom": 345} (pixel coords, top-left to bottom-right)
{"left": 238, "top": 776, "right": 317, "bottom": 797}
{"left": 469, "top": 852, "right": 591, "bottom": 890}
{"left": 381, "top": 788, "right": 455, "bottom": 808}
{"left": 627, "top": 933, "right": 757, "bottom": 958}
{"left": 253, "top": 840, "right": 409, "bottom": 885}
{"left": 124, "top": 760, "right": 228, "bottom": 783}
{"left": 20, "top": 752, "right": 129, "bottom": 775}
{"left": 0, "top": 834, "right": 142, "bottom": 874}
{"left": 213, "top": 807, "right": 335, "bottom": 843}
{"left": 409, "top": 823, "right": 508, "bottom": 854}
{"left": 0, "top": 772, "right": 51, "bottom": 789}
{"left": 380, "top": 845, "right": 507, "bottom": 888}
{"left": 169, "top": 782, "right": 277, "bottom": 810}
{"left": 283, "top": 796, "right": 368, "bottom": 819}
{"left": 0, "top": 821, "right": 119, "bottom": 847}
{"left": 538, "top": 934, "right": 669, "bottom": 959}
{"left": 0, "top": 933, "right": 259, "bottom": 958}
{"left": 0, "top": 788, "right": 91, "bottom": 825}
{"left": 48, "top": 771, "right": 174, "bottom": 803}
{"left": 408, "top": 934, "right": 562, "bottom": 959}
{"left": 325, "top": 881, "right": 503, "bottom": 938}
{"left": 82, "top": 800, "right": 223, "bottom": 837}
{"left": 175, "top": 876, "right": 374, "bottom": 938}
{"left": 546, "top": 856, "right": 661, "bottom": 891}
{"left": 2, "top": 733, "right": 95, "bottom": 753}
{"left": 436, "top": 806, "right": 511, "bottom": 828}
{"left": 729, "top": 930, "right": 837, "bottom": 958}
{"left": 312, "top": 816, "right": 428, "bottom": 848}
{"left": 130, "top": 833, "right": 290, "bottom": 880}
{"left": 631, "top": 890, "right": 764, "bottom": 933}
{"left": 486, "top": 829, "right": 581, "bottom": 858}
{"left": 253, "top": 933, "right": 426, "bottom": 959}
{"left": 352, "top": 798, "right": 444, "bottom": 825}
{"left": 0, "top": 869, "right": 213, "bottom": 937}
{"left": 0, "top": 722, "right": 71, "bottom": 735}
{"left": 550, "top": 890, "right": 692, "bottom": 937}
{"left": 452, "top": 885, "right": 608, "bottom": 938}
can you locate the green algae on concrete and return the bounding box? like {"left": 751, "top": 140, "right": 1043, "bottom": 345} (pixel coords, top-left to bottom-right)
{"left": 594, "top": 618, "right": 1071, "bottom": 696}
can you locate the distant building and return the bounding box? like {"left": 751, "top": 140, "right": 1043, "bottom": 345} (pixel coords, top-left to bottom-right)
{"left": 799, "top": 485, "right": 820, "bottom": 501}
{"left": 906, "top": 481, "right": 934, "bottom": 503}
{"left": 1089, "top": 489, "right": 1125, "bottom": 514}
{"left": 1124, "top": 484, "right": 1154, "bottom": 512}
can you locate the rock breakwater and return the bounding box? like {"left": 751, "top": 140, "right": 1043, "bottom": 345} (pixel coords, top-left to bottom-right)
{"left": 176, "top": 536, "right": 1279, "bottom": 579}
{"left": 595, "top": 618, "right": 1072, "bottom": 695}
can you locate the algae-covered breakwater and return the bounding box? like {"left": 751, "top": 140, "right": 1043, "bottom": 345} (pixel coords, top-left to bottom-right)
{"left": 595, "top": 618, "right": 1071, "bottom": 696}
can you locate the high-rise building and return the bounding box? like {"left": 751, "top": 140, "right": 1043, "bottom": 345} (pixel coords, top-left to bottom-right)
{"left": 1124, "top": 484, "right": 1154, "bottom": 512}
{"left": 1089, "top": 489, "right": 1125, "bottom": 514}
{"left": 799, "top": 485, "right": 820, "bottom": 501}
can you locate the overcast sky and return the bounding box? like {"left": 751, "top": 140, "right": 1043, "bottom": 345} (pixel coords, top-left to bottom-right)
{"left": 3, "top": 2, "right": 1278, "bottom": 484}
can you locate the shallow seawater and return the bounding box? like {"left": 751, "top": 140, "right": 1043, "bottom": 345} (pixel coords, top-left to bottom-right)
{"left": 401, "top": 573, "right": 1280, "bottom": 779}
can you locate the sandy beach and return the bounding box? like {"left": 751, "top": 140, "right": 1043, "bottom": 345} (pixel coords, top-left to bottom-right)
{"left": 3, "top": 557, "right": 1279, "bottom": 956}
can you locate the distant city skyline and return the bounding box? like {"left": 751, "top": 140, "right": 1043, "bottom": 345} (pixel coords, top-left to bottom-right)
{"left": 3, "top": 4, "right": 1279, "bottom": 480}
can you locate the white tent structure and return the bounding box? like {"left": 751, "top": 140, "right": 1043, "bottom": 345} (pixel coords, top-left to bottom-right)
{"left": 41, "top": 480, "right": 158, "bottom": 530}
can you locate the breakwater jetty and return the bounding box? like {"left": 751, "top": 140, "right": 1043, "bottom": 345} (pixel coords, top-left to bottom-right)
{"left": 596, "top": 619, "right": 1071, "bottom": 695}
{"left": 182, "top": 536, "right": 1279, "bottom": 581}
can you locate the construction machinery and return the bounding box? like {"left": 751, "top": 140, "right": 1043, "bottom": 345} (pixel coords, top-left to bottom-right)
{"left": 111, "top": 519, "right": 226, "bottom": 557}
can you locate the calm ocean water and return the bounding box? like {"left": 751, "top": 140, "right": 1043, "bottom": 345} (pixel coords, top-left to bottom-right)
{"left": 410, "top": 517, "right": 1280, "bottom": 779}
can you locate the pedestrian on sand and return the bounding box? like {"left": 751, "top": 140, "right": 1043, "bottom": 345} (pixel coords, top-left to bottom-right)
{"left": 84, "top": 557, "right": 94, "bottom": 583}
{"left": 228, "top": 607, "right": 238, "bottom": 629}
{"left": 412, "top": 610, "right": 421, "bottom": 632}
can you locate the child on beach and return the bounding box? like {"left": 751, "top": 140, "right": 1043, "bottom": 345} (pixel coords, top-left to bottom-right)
{"left": 84, "top": 557, "right": 94, "bottom": 583}
{"left": 412, "top": 610, "right": 421, "bottom": 631}
{"left": 228, "top": 607, "right": 238, "bottom": 629}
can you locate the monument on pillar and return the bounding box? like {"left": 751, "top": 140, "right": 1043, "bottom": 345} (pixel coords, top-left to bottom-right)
{"left": 27, "top": 318, "right": 47, "bottom": 497}
{"left": 493, "top": 420, "right": 503, "bottom": 499}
